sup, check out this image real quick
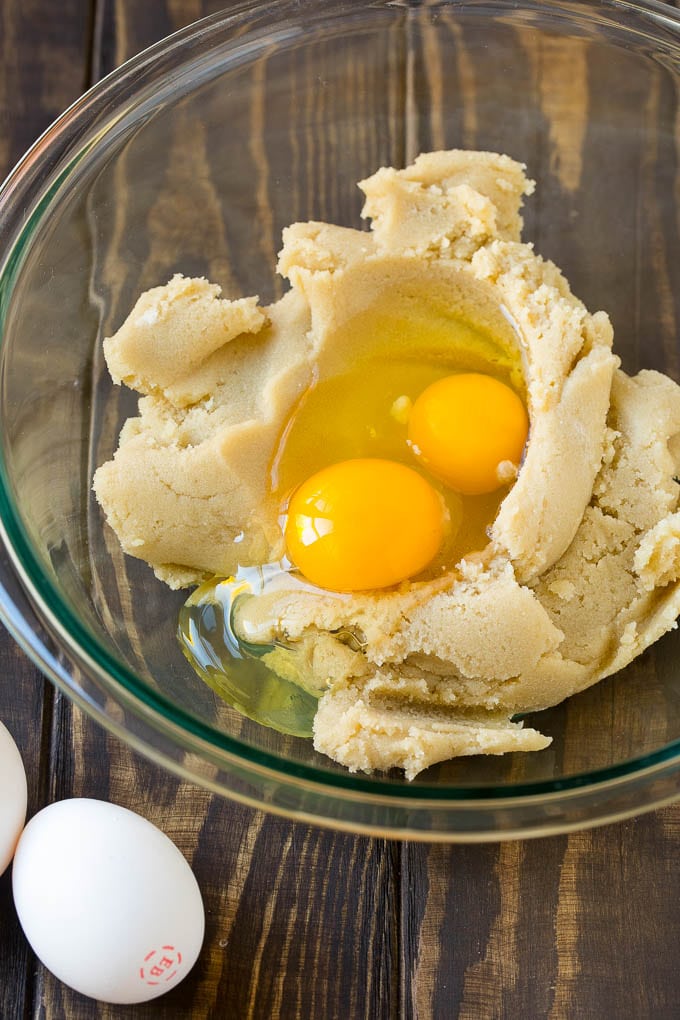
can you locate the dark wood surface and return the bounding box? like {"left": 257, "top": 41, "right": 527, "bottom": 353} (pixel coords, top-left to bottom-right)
{"left": 2, "top": 2, "right": 680, "bottom": 1018}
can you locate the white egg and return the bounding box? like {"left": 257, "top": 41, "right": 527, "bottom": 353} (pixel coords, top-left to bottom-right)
{"left": 0, "top": 720, "right": 27, "bottom": 876}
{"left": 12, "top": 798, "right": 205, "bottom": 1004}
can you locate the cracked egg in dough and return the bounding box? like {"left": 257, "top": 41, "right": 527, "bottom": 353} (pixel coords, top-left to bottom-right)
{"left": 93, "top": 150, "right": 680, "bottom": 779}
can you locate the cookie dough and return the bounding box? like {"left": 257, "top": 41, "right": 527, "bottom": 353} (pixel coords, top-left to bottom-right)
{"left": 94, "top": 150, "right": 680, "bottom": 778}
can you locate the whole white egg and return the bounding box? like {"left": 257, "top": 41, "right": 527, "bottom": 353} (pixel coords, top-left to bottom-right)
{"left": 0, "top": 720, "right": 27, "bottom": 876}
{"left": 12, "top": 798, "right": 205, "bottom": 1004}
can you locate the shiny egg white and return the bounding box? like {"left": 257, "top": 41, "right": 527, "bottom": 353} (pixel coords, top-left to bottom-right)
{"left": 12, "top": 799, "right": 205, "bottom": 1004}
{"left": 0, "top": 720, "right": 27, "bottom": 876}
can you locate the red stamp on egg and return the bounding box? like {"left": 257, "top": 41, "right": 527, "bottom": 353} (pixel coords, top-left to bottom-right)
{"left": 139, "top": 945, "right": 183, "bottom": 985}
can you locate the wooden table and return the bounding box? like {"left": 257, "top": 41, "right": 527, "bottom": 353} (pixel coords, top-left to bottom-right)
{"left": 2, "top": 2, "right": 680, "bottom": 1017}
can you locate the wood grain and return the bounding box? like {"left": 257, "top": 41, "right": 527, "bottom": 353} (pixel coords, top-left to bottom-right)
{"left": 2, "top": 3, "right": 680, "bottom": 1020}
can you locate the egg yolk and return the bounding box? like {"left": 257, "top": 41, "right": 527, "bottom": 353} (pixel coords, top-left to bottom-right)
{"left": 284, "top": 458, "right": 446, "bottom": 592}
{"left": 408, "top": 373, "right": 529, "bottom": 496}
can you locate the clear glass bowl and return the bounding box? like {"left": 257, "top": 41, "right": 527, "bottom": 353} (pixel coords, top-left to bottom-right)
{"left": 2, "top": 0, "right": 680, "bottom": 840}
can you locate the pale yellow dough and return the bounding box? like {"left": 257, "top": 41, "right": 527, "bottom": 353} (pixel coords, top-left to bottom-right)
{"left": 93, "top": 150, "right": 680, "bottom": 779}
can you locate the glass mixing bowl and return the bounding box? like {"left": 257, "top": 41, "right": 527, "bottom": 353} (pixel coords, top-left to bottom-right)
{"left": 2, "top": 0, "right": 680, "bottom": 840}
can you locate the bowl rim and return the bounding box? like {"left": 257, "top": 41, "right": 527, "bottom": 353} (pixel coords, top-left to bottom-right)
{"left": 2, "top": 0, "right": 680, "bottom": 828}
